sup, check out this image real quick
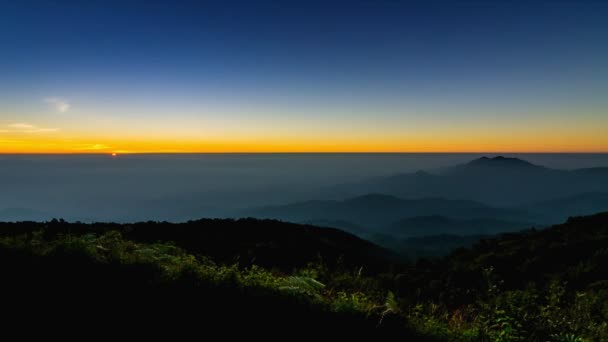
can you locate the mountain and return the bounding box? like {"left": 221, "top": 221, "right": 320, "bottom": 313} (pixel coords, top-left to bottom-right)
{"left": 301, "top": 219, "right": 370, "bottom": 236}
{"left": 385, "top": 211, "right": 608, "bottom": 340}
{"left": 371, "top": 215, "right": 535, "bottom": 259}
{"left": 523, "top": 192, "right": 608, "bottom": 223}
{"left": 331, "top": 156, "right": 608, "bottom": 209}
{"left": 242, "top": 194, "right": 528, "bottom": 229}
{"left": 403, "top": 211, "right": 608, "bottom": 295}
{"left": 387, "top": 215, "right": 535, "bottom": 237}
{"left": 461, "top": 156, "right": 540, "bottom": 169}
{"left": 371, "top": 233, "right": 489, "bottom": 259}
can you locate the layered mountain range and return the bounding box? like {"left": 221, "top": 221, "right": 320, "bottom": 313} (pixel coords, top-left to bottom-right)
{"left": 242, "top": 157, "right": 608, "bottom": 240}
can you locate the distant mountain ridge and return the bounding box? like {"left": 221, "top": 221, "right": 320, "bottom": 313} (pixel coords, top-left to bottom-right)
{"left": 243, "top": 156, "right": 608, "bottom": 240}
{"left": 388, "top": 215, "right": 535, "bottom": 237}
{"left": 523, "top": 192, "right": 608, "bottom": 223}
{"left": 242, "top": 193, "right": 530, "bottom": 234}
{"left": 330, "top": 156, "right": 608, "bottom": 207}
{"left": 464, "top": 156, "right": 541, "bottom": 168}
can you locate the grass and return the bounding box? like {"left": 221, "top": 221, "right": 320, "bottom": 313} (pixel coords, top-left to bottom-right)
{"left": 2, "top": 215, "right": 608, "bottom": 340}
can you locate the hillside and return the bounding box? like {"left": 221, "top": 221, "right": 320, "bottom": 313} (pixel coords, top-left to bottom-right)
{"left": 371, "top": 233, "right": 488, "bottom": 260}
{"left": 0, "top": 218, "right": 396, "bottom": 272}
{"left": 0, "top": 226, "right": 421, "bottom": 339}
{"left": 427, "top": 212, "right": 608, "bottom": 292}
{"left": 2, "top": 214, "right": 608, "bottom": 340}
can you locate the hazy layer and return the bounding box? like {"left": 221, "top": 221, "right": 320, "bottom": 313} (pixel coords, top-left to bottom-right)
{"left": 1, "top": 153, "right": 607, "bottom": 222}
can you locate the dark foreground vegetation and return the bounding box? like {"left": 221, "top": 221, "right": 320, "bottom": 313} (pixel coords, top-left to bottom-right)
{"left": 2, "top": 214, "right": 608, "bottom": 340}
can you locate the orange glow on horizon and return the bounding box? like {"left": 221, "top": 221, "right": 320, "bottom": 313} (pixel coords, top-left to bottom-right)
{"left": 1, "top": 115, "right": 608, "bottom": 154}
{"left": 2, "top": 103, "right": 607, "bottom": 154}
{"left": 1, "top": 136, "right": 607, "bottom": 154}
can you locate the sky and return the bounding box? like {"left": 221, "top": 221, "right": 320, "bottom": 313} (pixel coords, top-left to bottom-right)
{"left": 1, "top": 0, "right": 608, "bottom": 153}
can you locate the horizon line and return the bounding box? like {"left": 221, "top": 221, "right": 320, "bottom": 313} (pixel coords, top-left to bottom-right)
{"left": 1, "top": 151, "right": 608, "bottom": 155}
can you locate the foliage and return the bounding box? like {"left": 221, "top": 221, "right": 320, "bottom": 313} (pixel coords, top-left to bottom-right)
{"left": 2, "top": 213, "right": 608, "bottom": 340}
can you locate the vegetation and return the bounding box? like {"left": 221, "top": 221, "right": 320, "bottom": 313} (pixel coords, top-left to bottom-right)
{"left": 1, "top": 213, "right": 608, "bottom": 340}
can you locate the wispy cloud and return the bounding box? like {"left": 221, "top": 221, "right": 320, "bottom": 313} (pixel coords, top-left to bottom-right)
{"left": 6, "top": 123, "right": 59, "bottom": 133}
{"left": 72, "top": 144, "right": 111, "bottom": 151}
{"left": 24, "top": 128, "right": 59, "bottom": 133}
{"left": 44, "top": 97, "right": 71, "bottom": 113}
{"left": 8, "top": 123, "right": 35, "bottom": 129}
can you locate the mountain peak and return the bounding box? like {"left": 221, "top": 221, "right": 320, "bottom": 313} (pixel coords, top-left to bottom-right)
{"left": 467, "top": 156, "right": 538, "bottom": 168}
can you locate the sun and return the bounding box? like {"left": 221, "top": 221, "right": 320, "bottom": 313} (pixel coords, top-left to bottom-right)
{"left": 111, "top": 153, "right": 117, "bottom": 157}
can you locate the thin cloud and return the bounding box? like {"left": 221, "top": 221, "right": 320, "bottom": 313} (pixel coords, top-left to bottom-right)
{"left": 72, "top": 144, "right": 111, "bottom": 151}
{"left": 44, "top": 97, "right": 71, "bottom": 113}
{"left": 23, "top": 128, "right": 59, "bottom": 133}
{"left": 6, "top": 123, "right": 59, "bottom": 133}
{"left": 9, "top": 123, "right": 35, "bottom": 129}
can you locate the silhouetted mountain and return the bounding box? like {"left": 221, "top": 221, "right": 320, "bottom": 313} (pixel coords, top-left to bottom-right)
{"left": 371, "top": 233, "right": 489, "bottom": 259}
{"left": 570, "top": 167, "right": 608, "bottom": 176}
{"left": 410, "top": 211, "right": 608, "bottom": 295}
{"left": 366, "top": 215, "right": 533, "bottom": 258}
{"left": 523, "top": 192, "right": 608, "bottom": 223}
{"left": 378, "top": 211, "right": 608, "bottom": 341}
{"left": 463, "top": 156, "right": 541, "bottom": 169}
{"left": 242, "top": 194, "right": 527, "bottom": 229}
{"left": 301, "top": 219, "right": 370, "bottom": 236}
{"left": 387, "top": 215, "right": 534, "bottom": 237}
{"left": 331, "top": 156, "right": 608, "bottom": 209}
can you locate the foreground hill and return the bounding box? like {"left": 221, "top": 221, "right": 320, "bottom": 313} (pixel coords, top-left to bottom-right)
{"left": 0, "top": 218, "right": 396, "bottom": 272}
{"left": 428, "top": 211, "right": 608, "bottom": 293}
{"left": 2, "top": 213, "right": 607, "bottom": 340}
{"left": 0, "top": 227, "right": 421, "bottom": 338}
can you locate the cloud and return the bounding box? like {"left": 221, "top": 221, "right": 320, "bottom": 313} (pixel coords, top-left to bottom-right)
{"left": 24, "top": 128, "right": 59, "bottom": 133}
{"left": 8, "top": 123, "right": 34, "bottom": 129}
{"left": 6, "top": 123, "right": 59, "bottom": 133}
{"left": 72, "top": 144, "right": 111, "bottom": 151}
{"left": 44, "top": 97, "right": 71, "bottom": 113}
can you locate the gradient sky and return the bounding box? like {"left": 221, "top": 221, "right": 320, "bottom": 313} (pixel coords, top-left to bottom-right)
{"left": 1, "top": 0, "right": 608, "bottom": 153}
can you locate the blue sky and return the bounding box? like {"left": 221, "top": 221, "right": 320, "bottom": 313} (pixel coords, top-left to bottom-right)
{"left": 1, "top": 0, "right": 608, "bottom": 152}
